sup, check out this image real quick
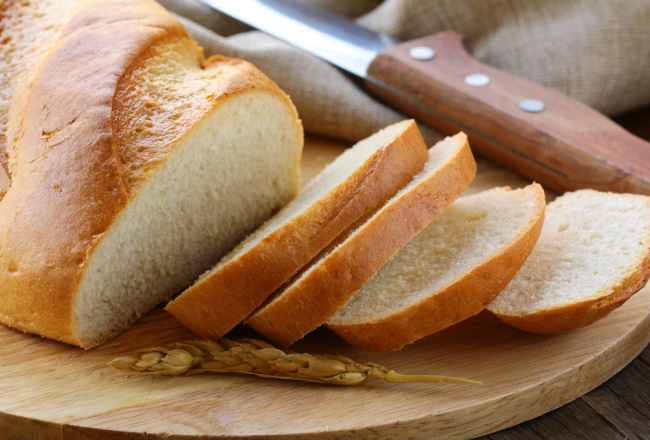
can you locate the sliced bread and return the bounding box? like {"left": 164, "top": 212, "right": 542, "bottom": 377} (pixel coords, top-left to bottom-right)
{"left": 0, "top": 0, "right": 302, "bottom": 348}
{"left": 246, "top": 132, "right": 477, "bottom": 347}
{"left": 328, "top": 184, "right": 546, "bottom": 353}
{"left": 487, "top": 189, "right": 650, "bottom": 334}
{"left": 166, "top": 120, "right": 429, "bottom": 340}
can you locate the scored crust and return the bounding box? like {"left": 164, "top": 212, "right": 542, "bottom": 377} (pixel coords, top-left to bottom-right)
{"left": 0, "top": 0, "right": 301, "bottom": 347}
{"left": 0, "top": 0, "right": 181, "bottom": 345}
{"left": 246, "top": 132, "right": 477, "bottom": 348}
{"left": 327, "top": 184, "right": 546, "bottom": 353}
{"left": 166, "top": 120, "right": 429, "bottom": 340}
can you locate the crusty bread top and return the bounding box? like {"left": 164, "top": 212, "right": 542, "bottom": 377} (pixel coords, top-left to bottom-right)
{"left": 487, "top": 189, "right": 650, "bottom": 334}
{"left": 0, "top": 0, "right": 302, "bottom": 347}
{"left": 114, "top": 36, "right": 292, "bottom": 195}
{"left": 328, "top": 184, "right": 545, "bottom": 352}
{"left": 0, "top": 0, "right": 179, "bottom": 344}
{"left": 1, "top": 0, "right": 91, "bottom": 195}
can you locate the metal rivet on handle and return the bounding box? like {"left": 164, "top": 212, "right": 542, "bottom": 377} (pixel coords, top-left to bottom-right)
{"left": 519, "top": 99, "right": 546, "bottom": 113}
{"left": 464, "top": 73, "right": 490, "bottom": 87}
{"left": 409, "top": 46, "right": 436, "bottom": 61}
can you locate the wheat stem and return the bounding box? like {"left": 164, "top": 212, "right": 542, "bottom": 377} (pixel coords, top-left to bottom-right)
{"left": 108, "top": 338, "right": 480, "bottom": 387}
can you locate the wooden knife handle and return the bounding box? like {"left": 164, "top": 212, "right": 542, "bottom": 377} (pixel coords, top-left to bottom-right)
{"left": 366, "top": 31, "right": 650, "bottom": 195}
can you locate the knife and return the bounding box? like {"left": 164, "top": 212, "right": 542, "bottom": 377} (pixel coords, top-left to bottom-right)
{"left": 198, "top": 0, "right": 650, "bottom": 195}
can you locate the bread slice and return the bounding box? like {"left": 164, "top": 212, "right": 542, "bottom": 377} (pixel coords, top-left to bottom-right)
{"left": 328, "top": 184, "right": 546, "bottom": 353}
{"left": 0, "top": 0, "right": 302, "bottom": 348}
{"left": 166, "top": 120, "right": 429, "bottom": 340}
{"left": 487, "top": 189, "right": 650, "bottom": 334}
{"left": 246, "top": 132, "right": 477, "bottom": 347}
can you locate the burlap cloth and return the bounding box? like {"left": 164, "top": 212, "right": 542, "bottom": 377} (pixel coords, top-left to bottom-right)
{"left": 159, "top": 0, "right": 650, "bottom": 144}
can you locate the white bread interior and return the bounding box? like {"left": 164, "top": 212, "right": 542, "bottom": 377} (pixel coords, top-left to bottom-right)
{"left": 246, "top": 132, "right": 477, "bottom": 347}
{"left": 328, "top": 184, "right": 545, "bottom": 352}
{"left": 166, "top": 120, "right": 428, "bottom": 340}
{"left": 201, "top": 121, "right": 421, "bottom": 275}
{"left": 487, "top": 189, "right": 650, "bottom": 333}
{"left": 74, "top": 93, "right": 300, "bottom": 346}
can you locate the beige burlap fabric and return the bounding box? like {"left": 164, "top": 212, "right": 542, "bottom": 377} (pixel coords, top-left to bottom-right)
{"left": 158, "top": 0, "right": 650, "bottom": 144}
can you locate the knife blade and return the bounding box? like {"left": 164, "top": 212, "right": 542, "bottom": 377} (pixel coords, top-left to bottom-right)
{"left": 198, "top": 0, "right": 650, "bottom": 195}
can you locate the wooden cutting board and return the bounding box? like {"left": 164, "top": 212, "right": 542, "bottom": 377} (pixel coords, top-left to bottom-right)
{"left": 1, "top": 135, "right": 650, "bottom": 440}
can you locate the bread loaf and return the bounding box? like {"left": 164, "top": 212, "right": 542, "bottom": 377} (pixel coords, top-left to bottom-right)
{"left": 487, "top": 189, "right": 650, "bottom": 333}
{"left": 0, "top": 0, "right": 302, "bottom": 348}
{"left": 328, "top": 184, "right": 545, "bottom": 353}
{"left": 246, "top": 132, "right": 477, "bottom": 347}
{"left": 166, "top": 120, "right": 429, "bottom": 340}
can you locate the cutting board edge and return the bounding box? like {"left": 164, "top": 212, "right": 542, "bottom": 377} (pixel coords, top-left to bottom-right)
{"left": 3, "top": 300, "right": 648, "bottom": 440}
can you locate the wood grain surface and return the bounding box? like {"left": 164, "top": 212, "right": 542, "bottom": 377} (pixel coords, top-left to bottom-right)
{"left": 477, "top": 108, "right": 650, "bottom": 440}
{"left": 1, "top": 129, "right": 650, "bottom": 439}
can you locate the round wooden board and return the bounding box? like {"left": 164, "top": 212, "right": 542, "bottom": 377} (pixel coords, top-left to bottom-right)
{"left": 1, "top": 136, "right": 650, "bottom": 439}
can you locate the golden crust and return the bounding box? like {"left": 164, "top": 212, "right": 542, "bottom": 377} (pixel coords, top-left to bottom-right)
{"left": 487, "top": 191, "right": 650, "bottom": 335}
{"left": 0, "top": 0, "right": 301, "bottom": 347}
{"left": 166, "top": 120, "right": 429, "bottom": 340}
{"left": 246, "top": 133, "right": 477, "bottom": 348}
{"left": 113, "top": 35, "right": 294, "bottom": 195}
{"left": 490, "top": 248, "right": 650, "bottom": 334}
{"left": 0, "top": 0, "right": 176, "bottom": 345}
{"left": 328, "top": 184, "right": 546, "bottom": 353}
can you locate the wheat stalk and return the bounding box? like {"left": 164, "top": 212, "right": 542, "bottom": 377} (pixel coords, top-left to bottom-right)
{"left": 108, "top": 338, "right": 480, "bottom": 386}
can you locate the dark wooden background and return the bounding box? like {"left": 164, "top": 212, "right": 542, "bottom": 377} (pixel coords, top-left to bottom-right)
{"left": 479, "top": 108, "right": 650, "bottom": 440}
{"left": 481, "top": 345, "right": 650, "bottom": 439}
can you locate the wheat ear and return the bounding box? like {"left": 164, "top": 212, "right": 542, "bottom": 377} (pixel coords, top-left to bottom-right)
{"left": 108, "top": 338, "right": 480, "bottom": 386}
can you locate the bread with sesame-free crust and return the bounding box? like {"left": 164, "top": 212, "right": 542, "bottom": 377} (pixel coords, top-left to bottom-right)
{"left": 328, "top": 184, "right": 545, "bottom": 353}
{"left": 246, "top": 132, "right": 477, "bottom": 348}
{"left": 166, "top": 120, "right": 429, "bottom": 340}
{"left": 0, "top": 0, "right": 302, "bottom": 348}
{"left": 487, "top": 189, "right": 650, "bottom": 334}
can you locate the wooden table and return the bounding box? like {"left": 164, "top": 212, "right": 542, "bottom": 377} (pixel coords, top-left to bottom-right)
{"left": 479, "top": 345, "right": 650, "bottom": 439}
